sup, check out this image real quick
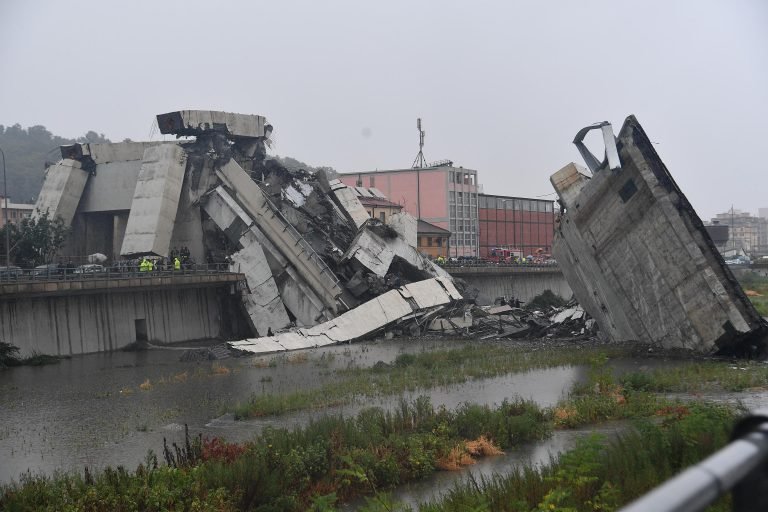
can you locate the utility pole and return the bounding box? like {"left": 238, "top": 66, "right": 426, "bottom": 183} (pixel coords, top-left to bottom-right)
{"left": 0, "top": 147, "right": 8, "bottom": 267}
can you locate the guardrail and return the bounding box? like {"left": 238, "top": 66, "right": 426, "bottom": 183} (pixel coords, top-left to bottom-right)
{"left": 441, "top": 261, "right": 559, "bottom": 269}
{"left": 619, "top": 410, "right": 768, "bottom": 512}
{"left": 0, "top": 263, "right": 236, "bottom": 284}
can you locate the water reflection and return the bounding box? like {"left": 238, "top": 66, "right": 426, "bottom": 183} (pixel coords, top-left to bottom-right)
{"left": 0, "top": 338, "right": 715, "bottom": 487}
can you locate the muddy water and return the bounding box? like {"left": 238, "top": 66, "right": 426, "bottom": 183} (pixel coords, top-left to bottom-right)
{"left": 386, "top": 422, "right": 628, "bottom": 510}
{"left": 0, "top": 338, "right": 742, "bottom": 488}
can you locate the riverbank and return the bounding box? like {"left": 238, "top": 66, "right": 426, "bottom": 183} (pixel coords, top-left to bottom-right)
{"left": 1, "top": 337, "right": 762, "bottom": 510}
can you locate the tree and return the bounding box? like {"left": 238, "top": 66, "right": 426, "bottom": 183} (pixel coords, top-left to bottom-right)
{"left": 0, "top": 212, "right": 70, "bottom": 267}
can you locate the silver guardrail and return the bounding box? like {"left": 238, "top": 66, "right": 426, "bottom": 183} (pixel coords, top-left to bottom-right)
{"left": 0, "top": 263, "right": 237, "bottom": 284}
{"left": 441, "top": 261, "right": 559, "bottom": 269}
{"left": 619, "top": 410, "right": 768, "bottom": 512}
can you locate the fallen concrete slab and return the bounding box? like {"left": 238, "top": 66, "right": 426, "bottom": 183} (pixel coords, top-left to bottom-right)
{"left": 216, "top": 158, "right": 344, "bottom": 316}
{"left": 551, "top": 115, "right": 767, "bottom": 355}
{"left": 203, "top": 186, "right": 328, "bottom": 327}
{"left": 342, "top": 223, "right": 451, "bottom": 280}
{"left": 228, "top": 277, "right": 461, "bottom": 355}
{"left": 388, "top": 212, "right": 418, "bottom": 247}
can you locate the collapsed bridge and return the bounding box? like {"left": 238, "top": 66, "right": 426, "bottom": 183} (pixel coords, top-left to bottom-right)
{"left": 34, "top": 110, "right": 460, "bottom": 349}
{"left": 551, "top": 116, "right": 768, "bottom": 355}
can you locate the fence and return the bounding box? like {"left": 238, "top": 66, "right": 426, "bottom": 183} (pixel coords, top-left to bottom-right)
{"left": 0, "top": 262, "right": 235, "bottom": 283}
{"left": 441, "top": 261, "right": 559, "bottom": 269}
{"left": 619, "top": 409, "right": 768, "bottom": 512}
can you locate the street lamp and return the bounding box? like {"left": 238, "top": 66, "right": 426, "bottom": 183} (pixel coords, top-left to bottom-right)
{"left": 0, "top": 147, "right": 8, "bottom": 267}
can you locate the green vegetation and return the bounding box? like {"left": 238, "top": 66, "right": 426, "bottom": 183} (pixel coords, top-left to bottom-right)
{"left": 234, "top": 345, "right": 632, "bottom": 419}
{"left": 3, "top": 346, "right": 761, "bottom": 510}
{"left": 738, "top": 272, "right": 768, "bottom": 317}
{"left": 0, "top": 342, "right": 62, "bottom": 368}
{"left": 0, "top": 124, "right": 111, "bottom": 204}
{"left": 0, "top": 210, "right": 70, "bottom": 267}
{"left": 1, "top": 397, "right": 549, "bottom": 511}
{"left": 414, "top": 402, "right": 735, "bottom": 512}
{"left": 620, "top": 360, "right": 768, "bottom": 393}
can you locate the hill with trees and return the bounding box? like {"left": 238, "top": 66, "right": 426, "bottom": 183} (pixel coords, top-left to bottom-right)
{"left": 0, "top": 124, "right": 110, "bottom": 204}
{"left": 0, "top": 124, "right": 336, "bottom": 204}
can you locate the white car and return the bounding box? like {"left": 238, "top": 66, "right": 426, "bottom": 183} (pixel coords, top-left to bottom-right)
{"left": 74, "top": 264, "right": 105, "bottom": 274}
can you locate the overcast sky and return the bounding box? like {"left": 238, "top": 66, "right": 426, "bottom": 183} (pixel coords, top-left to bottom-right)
{"left": 1, "top": 0, "right": 765, "bottom": 220}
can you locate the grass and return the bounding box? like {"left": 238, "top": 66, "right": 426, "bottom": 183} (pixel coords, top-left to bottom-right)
{"left": 412, "top": 401, "right": 736, "bottom": 512}
{"left": 233, "top": 344, "right": 633, "bottom": 419}
{"left": 0, "top": 397, "right": 551, "bottom": 511}
{"left": 1, "top": 349, "right": 748, "bottom": 511}
{"left": 0, "top": 342, "right": 63, "bottom": 368}
{"left": 737, "top": 271, "right": 768, "bottom": 317}
{"left": 620, "top": 360, "right": 768, "bottom": 393}
{"left": 234, "top": 343, "right": 768, "bottom": 420}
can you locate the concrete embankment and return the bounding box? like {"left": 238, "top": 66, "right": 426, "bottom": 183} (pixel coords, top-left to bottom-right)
{"left": 0, "top": 272, "right": 247, "bottom": 356}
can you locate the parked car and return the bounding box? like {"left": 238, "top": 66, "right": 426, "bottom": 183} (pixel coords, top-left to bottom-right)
{"left": 0, "top": 266, "right": 24, "bottom": 280}
{"left": 32, "top": 263, "right": 63, "bottom": 278}
{"left": 74, "top": 264, "right": 106, "bottom": 274}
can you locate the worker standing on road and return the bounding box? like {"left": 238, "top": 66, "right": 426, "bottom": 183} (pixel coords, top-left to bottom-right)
{"left": 139, "top": 258, "right": 148, "bottom": 272}
{"left": 173, "top": 257, "right": 181, "bottom": 271}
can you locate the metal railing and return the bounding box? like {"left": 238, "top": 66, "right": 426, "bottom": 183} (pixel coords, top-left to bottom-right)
{"left": 441, "top": 261, "right": 559, "bottom": 269}
{"left": 619, "top": 410, "right": 768, "bottom": 512}
{"left": 0, "top": 263, "right": 236, "bottom": 284}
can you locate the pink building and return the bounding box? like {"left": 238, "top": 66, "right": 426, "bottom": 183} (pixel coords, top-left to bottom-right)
{"left": 340, "top": 166, "right": 480, "bottom": 257}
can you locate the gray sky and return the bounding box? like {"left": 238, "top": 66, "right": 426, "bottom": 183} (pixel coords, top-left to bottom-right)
{"left": 1, "top": 0, "right": 766, "bottom": 220}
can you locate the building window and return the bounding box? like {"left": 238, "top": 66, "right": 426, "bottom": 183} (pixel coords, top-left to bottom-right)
{"left": 437, "top": 237, "right": 443, "bottom": 247}
{"left": 428, "top": 237, "right": 433, "bottom": 247}
{"left": 369, "top": 176, "right": 375, "bottom": 187}
{"left": 449, "top": 191, "right": 455, "bottom": 203}
{"left": 379, "top": 212, "right": 386, "bottom": 222}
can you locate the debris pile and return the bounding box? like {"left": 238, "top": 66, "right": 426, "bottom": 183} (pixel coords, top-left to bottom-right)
{"left": 36, "top": 110, "right": 460, "bottom": 350}
{"left": 420, "top": 298, "right": 598, "bottom": 341}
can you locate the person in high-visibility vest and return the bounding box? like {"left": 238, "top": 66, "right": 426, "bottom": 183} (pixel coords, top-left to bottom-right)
{"left": 173, "top": 257, "right": 181, "bottom": 271}
{"left": 139, "top": 258, "right": 148, "bottom": 272}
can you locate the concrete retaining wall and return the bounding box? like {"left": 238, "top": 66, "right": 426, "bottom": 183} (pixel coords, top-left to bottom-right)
{"left": 0, "top": 288, "right": 226, "bottom": 357}
{"left": 460, "top": 272, "right": 572, "bottom": 305}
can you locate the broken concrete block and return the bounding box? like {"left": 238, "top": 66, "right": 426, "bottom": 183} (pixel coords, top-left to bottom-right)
{"left": 202, "top": 186, "right": 329, "bottom": 327}
{"left": 230, "top": 241, "right": 291, "bottom": 335}
{"left": 342, "top": 225, "right": 452, "bottom": 280}
{"left": 34, "top": 159, "right": 89, "bottom": 225}
{"left": 551, "top": 116, "right": 767, "bottom": 354}
{"left": 216, "top": 159, "right": 343, "bottom": 316}
{"left": 228, "top": 277, "right": 462, "bottom": 355}
{"left": 156, "top": 110, "right": 269, "bottom": 139}
{"left": 327, "top": 179, "right": 371, "bottom": 228}
{"left": 387, "top": 212, "right": 418, "bottom": 247}
{"left": 120, "top": 144, "right": 187, "bottom": 257}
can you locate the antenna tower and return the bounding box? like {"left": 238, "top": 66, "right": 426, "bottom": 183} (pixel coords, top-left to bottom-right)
{"left": 412, "top": 118, "right": 427, "bottom": 168}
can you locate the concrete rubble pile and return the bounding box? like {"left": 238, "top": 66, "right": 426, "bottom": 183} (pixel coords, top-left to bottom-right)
{"left": 34, "top": 110, "right": 462, "bottom": 353}
{"left": 550, "top": 116, "right": 768, "bottom": 355}
{"left": 423, "top": 299, "right": 598, "bottom": 340}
